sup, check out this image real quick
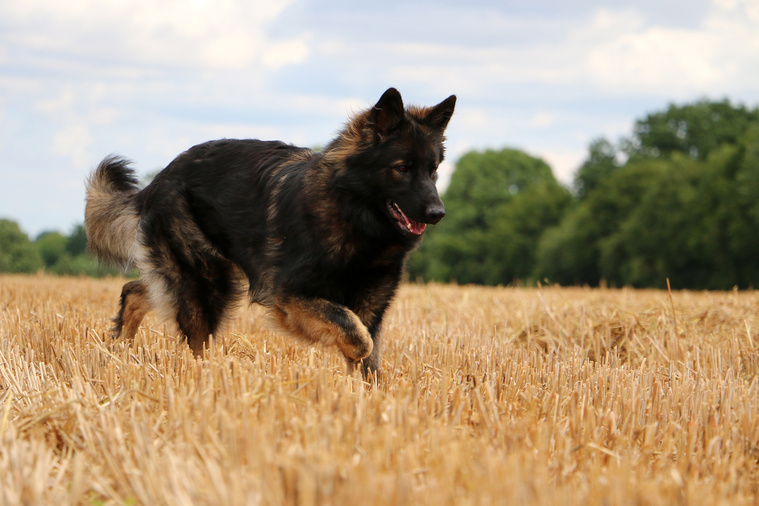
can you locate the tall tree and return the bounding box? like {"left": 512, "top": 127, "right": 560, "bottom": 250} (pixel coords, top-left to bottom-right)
{"left": 574, "top": 137, "right": 618, "bottom": 199}
{"left": 443, "top": 148, "right": 556, "bottom": 229}
{"left": 409, "top": 148, "right": 570, "bottom": 285}
{"left": 622, "top": 99, "right": 759, "bottom": 162}
{"left": 66, "top": 224, "right": 88, "bottom": 257}
{"left": 534, "top": 160, "right": 667, "bottom": 286}
{"left": 0, "top": 219, "right": 42, "bottom": 273}
{"left": 35, "top": 231, "right": 68, "bottom": 267}
{"left": 489, "top": 180, "right": 572, "bottom": 284}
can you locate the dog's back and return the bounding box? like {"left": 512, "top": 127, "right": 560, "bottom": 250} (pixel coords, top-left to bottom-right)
{"left": 135, "top": 140, "right": 307, "bottom": 270}
{"left": 85, "top": 139, "right": 315, "bottom": 353}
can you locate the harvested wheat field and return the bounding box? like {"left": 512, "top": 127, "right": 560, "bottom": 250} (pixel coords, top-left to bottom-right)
{"left": 1, "top": 274, "right": 758, "bottom": 505}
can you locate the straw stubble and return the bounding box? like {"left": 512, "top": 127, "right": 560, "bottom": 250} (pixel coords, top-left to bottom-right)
{"left": 1, "top": 275, "right": 758, "bottom": 505}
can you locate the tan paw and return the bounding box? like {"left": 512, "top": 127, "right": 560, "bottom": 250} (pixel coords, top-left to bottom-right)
{"left": 336, "top": 312, "right": 373, "bottom": 361}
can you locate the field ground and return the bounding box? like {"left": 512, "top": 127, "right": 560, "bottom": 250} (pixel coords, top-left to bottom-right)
{"left": 1, "top": 274, "right": 758, "bottom": 505}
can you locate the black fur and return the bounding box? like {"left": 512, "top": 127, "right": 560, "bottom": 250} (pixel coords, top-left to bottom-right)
{"left": 85, "top": 88, "right": 456, "bottom": 378}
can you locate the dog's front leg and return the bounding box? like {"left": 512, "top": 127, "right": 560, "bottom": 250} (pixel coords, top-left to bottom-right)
{"left": 271, "top": 296, "right": 373, "bottom": 363}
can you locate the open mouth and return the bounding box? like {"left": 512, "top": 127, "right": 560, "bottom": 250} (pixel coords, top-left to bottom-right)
{"left": 387, "top": 201, "right": 426, "bottom": 235}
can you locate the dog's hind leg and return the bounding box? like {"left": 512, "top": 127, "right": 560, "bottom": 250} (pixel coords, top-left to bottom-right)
{"left": 170, "top": 260, "right": 243, "bottom": 356}
{"left": 175, "top": 301, "right": 213, "bottom": 356}
{"left": 271, "top": 296, "right": 374, "bottom": 363}
{"left": 113, "top": 279, "right": 152, "bottom": 340}
{"left": 130, "top": 267, "right": 217, "bottom": 356}
{"left": 136, "top": 198, "right": 245, "bottom": 356}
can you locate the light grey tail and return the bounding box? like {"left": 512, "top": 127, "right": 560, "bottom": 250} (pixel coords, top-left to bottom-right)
{"left": 84, "top": 156, "right": 141, "bottom": 266}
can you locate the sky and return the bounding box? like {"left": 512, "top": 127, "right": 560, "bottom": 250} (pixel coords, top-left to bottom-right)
{"left": 1, "top": 0, "right": 758, "bottom": 237}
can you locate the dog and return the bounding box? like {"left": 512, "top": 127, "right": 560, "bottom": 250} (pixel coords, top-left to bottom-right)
{"left": 85, "top": 87, "right": 456, "bottom": 378}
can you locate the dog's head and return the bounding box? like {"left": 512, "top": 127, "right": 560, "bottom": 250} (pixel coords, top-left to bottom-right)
{"left": 328, "top": 88, "right": 456, "bottom": 240}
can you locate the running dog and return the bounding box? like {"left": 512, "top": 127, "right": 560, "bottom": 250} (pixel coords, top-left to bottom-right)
{"left": 85, "top": 88, "right": 456, "bottom": 378}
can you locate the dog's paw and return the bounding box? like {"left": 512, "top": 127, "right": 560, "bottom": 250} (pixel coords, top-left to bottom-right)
{"left": 336, "top": 312, "right": 373, "bottom": 362}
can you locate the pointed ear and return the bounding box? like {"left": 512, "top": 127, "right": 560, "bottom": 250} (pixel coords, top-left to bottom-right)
{"left": 426, "top": 94, "right": 457, "bottom": 131}
{"left": 369, "top": 88, "right": 405, "bottom": 138}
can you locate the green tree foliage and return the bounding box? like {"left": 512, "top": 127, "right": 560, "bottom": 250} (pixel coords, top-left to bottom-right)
{"left": 0, "top": 219, "right": 43, "bottom": 273}
{"left": 736, "top": 124, "right": 759, "bottom": 225}
{"left": 535, "top": 160, "right": 667, "bottom": 285}
{"left": 409, "top": 148, "right": 572, "bottom": 285}
{"left": 65, "top": 224, "right": 88, "bottom": 257}
{"left": 35, "top": 231, "right": 68, "bottom": 267}
{"left": 538, "top": 99, "right": 759, "bottom": 289}
{"left": 0, "top": 220, "right": 122, "bottom": 277}
{"left": 622, "top": 98, "right": 759, "bottom": 162}
{"left": 573, "top": 137, "right": 619, "bottom": 199}
{"left": 730, "top": 124, "right": 759, "bottom": 284}
{"left": 416, "top": 98, "right": 759, "bottom": 289}
{"left": 444, "top": 148, "right": 556, "bottom": 219}
{"left": 51, "top": 224, "right": 122, "bottom": 277}
{"left": 50, "top": 252, "right": 123, "bottom": 277}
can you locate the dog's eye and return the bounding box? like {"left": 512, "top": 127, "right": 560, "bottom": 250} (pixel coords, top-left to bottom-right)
{"left": 394, "top": 163, "right": 410, "bottom": 173}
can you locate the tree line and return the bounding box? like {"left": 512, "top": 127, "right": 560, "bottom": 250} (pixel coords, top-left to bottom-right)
{"left": 0, "top": 221, "right": 120, "bottom": 276}
{"left": 409, "top": 98, "right": 759, "bottom": 289}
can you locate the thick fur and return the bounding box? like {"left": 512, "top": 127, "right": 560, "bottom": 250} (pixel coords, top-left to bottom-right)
{"left": 85, "top": 88, "right": 456, "bottom": 377}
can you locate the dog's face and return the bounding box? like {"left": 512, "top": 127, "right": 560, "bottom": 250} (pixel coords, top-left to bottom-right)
{"left": 337, "top": 88, "right": 456, "bottom": 240}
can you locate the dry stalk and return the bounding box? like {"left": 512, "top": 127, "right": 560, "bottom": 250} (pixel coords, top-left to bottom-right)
{"left": 0, "top": 275, "right": 757, "bottom": 505}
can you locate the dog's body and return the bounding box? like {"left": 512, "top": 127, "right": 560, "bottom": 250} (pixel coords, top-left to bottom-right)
{"left": 85, "top": 88, "right": 456, "bottom": 377}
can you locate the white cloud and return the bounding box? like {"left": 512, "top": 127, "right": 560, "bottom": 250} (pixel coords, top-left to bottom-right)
{"left": 317, "top": 2, "right": 758, "bottom": 102}
{"left": 51, "top": 123, "right": 94, "bottom": 168}
{"left": 538, "top": 149, "right": 587, "bottom": 186}
{"left": 2, "top": 0, "right": 759, "bottom": 236}
{"left": 528, "top": 112, "right": 556, "bottom": 129}
{"left": 34, "top": 89, "right": 76, "bottom": 122}
{"left": 196, "top": 31, "right": 262, "bottom": 71}
{"left": 263, "top": 39, "right": 311, "bottom": 70}
{"left": 586, "top": 25, "right": 721, "bottom": 93}
{"left": 454, "top": 108, "right": 511, "bottom": 134}
{"left": 712, "top": 0, "right": 759, "bottom": 19}
{"left": 0, "top": 0, "right": 299, "bottom": 72}
{"left": 582, "top": 1, "right": 759, "bottom": 95}
{"left": 34, "top": 86, "right": 123, "bottom": 131}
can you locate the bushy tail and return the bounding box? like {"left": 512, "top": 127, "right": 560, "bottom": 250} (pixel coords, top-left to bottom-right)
{"left": 85, "top": 156, "right": 141, "bottom": 265}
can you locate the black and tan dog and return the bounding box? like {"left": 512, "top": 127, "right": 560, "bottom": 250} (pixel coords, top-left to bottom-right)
{"left": 85, "top": 88, "right": 456, "bottom": 377}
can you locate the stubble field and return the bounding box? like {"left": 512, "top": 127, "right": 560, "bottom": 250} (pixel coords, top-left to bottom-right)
{"left": 1, "top": 274, "right": 758, "bottom": 505}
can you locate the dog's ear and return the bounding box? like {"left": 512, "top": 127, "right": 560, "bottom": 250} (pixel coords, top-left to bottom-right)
{"left": 370, "top": 88, "right": 405, "bottom": 138}
{"left": 426, "top": 95, "right": 457, "bottom": 132}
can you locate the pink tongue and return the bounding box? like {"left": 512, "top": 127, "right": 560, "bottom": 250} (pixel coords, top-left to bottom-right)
{"left": 409, "top": 220, "right": 426, "bottom": 235}
{"left": 391, "top": 202, "right": 427, "bottom": 235}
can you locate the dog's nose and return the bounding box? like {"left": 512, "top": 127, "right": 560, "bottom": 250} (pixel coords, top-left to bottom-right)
{"left": 425, "top": 204, "right": 446, "bottom": 224}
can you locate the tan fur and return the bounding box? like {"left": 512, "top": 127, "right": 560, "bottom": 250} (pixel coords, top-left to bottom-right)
{"left": 84, "top": 167, "right": 139, "bottom": 265}
{"left": 129, "top": 234, "right": 179, "bottom": 328}
{"left": 322, "top": 110, "right": 373, "bottom": 166}
{"left": 129, "top": 221, "right": 245, "bottom": 350}
{"left": 117, "top": 280, "right": 152, "bottom": 340}
{"left": 271, "top": 297, "right": 373, "bottom": 362}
